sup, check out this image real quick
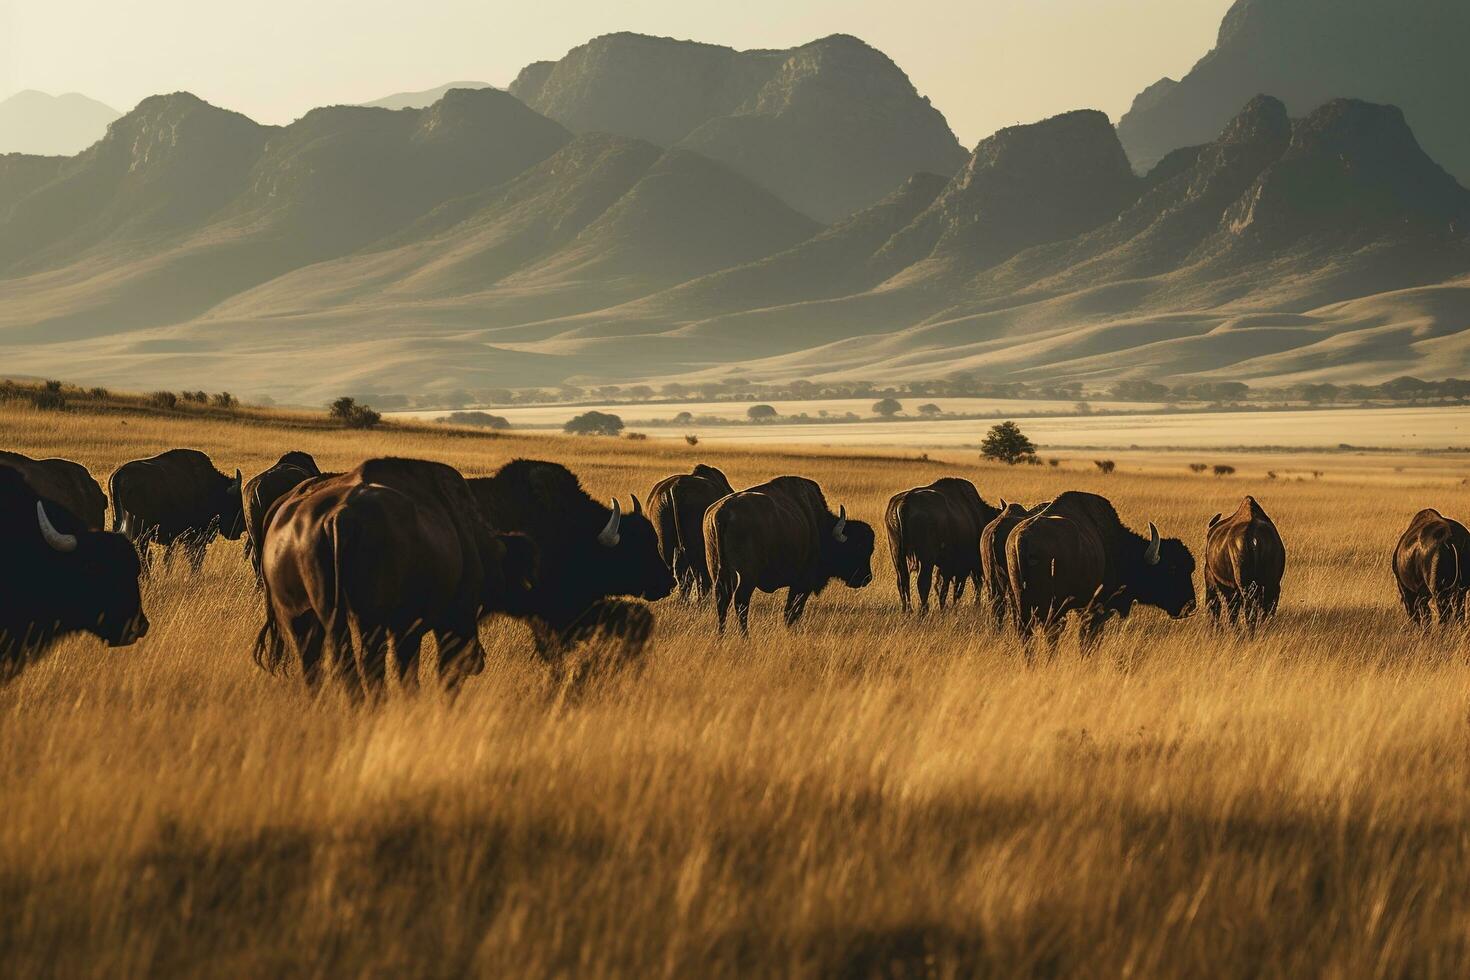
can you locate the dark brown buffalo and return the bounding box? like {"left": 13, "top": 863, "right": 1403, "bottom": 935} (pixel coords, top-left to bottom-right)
{"left": 1007, "top": 491, "right": 1195, "bottom": 655}
{"left": 1204, "top": 495, "right": 1286, "bottom": 631}
{"left": 254, "top": 458, "right": 537, "bottom": 699}
{"left": 1392, "top": 508, "right": 1470, "bottom": 627}
{"left": 885, "top": 477, "right": 999, "bottom": 613}
{"left": 0, "top": 450, "right": 107, "bottom": 529}
{"left": 110, "top": 449, "right": 244, "bottom": 572}
{"left": 243, "top": 451, "right": 323, "bottom": 583}
{"left": 979, "top": 500, "right": 1049, "bottom": 630}
{"left": 468, "top": 460, "right": 673, "bottom": 660}
{"left": 647, "top": 464, "right": 735, "bottom": 600}
{"left": 705, "top": 476, "right": 875, "bottom": 634}
{"left": 1, "top": 467, "right": 147, "bottom": 673}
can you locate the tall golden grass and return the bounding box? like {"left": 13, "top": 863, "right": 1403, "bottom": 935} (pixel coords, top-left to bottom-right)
{"left": 4, "top": 399, "right": 1470, "bottom": 976}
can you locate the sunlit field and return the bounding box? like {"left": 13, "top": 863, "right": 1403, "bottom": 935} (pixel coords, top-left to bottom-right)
{"left": 6, "top": 398, "right": 1470, "bottom": 976}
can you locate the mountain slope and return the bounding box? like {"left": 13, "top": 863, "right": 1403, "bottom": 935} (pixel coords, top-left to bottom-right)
{"left": 509, "top": 32, "right": 965, "bottom": 221}
{"left": 362, "top": 81, "right": 493, "bottom": 110}
{"left": 1117, "top": 0, "right": 1470, "bottom": 185}
{"left": 0, "top": 90, "right": 120, "bottom": 156}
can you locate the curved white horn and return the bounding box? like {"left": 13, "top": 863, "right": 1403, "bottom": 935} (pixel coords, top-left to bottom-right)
{"left": 37, "top": 501, "right": 78, "bottom": 553}
{"left": 599, "top": 498, "right": 622, "bottom": 548}
{"left": 1144, "top": 521, "right": 1162, "bottom": 566}
{"left": 631, "top": 493, "right": 643, "bottom": 516}
{"left": 833, "top": 505, "right": 848, "bottom": 543}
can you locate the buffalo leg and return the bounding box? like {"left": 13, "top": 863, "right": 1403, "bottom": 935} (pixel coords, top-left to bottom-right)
{"left": 393, "top": 626, "right": 428, "bottom": 694}
{"left": 1205, "top": 585, "right": 1223, "bottom": 630}
{"left": 357, "top": 627, "right": 391, "bottom": 702}
{"left": 715, "top": 578, "right": 734, "bottom": 634}
{"left": 987, "top": 589, "right": 1008, "bottom": 632}
{"left": 435, "top": 624, "right": 484, "bottom": 697}
{"left": 1078, "top": 606, "right": 1107, "bottom": 656}
{"left": 895, "top": 560, "right": 912, "bottom": 613}
{"left": 288, "top": 613, "right": 328, "bottom": 694}
{"left": 916, "top": 563, "right": 934, "bottom": 614}
{"left": 734, "top": 581, "right": 756, "bottom": 636}
{"left": 937, "top": 573, "right": 952, "bottom": 611}
{"left": 783, "top": 590, "right": 810, "bottom": 628}
{"left": 327, "top": 619, "right": 363, "bottom": 703}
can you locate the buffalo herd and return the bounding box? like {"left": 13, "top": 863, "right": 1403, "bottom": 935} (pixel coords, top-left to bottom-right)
{"left": 3, "top": 445, "right": 1470, "bottom": 691}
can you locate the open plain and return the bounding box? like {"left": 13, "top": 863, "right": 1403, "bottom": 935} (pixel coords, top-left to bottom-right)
{"left": 5, "top": 397, "right": 1470, "bottom": 976}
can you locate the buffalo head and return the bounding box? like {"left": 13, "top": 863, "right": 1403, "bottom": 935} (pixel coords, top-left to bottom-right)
{"left": 37, "top": 501, "right": 149, "bottom": 647}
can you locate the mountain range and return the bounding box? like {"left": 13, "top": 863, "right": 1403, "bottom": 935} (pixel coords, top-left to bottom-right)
{"left": 0, "top": 91, "right": 120, "bottom": 156}
{"left": 1, "top": 2, "right": 1467, "bottom": 402}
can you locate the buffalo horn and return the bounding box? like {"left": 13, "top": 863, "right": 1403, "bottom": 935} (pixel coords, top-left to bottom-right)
{"left": 1144, "top": 522, "right": 1162, "bottom": 565}
{"left": 631, "top": 493, "right": 643, "bottom": 516}
{"left": 599, "top": 498, "right": 622, "bottom": 547}
{"left": 37, "top": 501, "right": 78, "bottom": 553}
{"left": 833, "top": 505, "right": 848, "bottom": 543}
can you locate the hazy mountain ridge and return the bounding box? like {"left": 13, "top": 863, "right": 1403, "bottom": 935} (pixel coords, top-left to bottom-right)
{"left": 1117, "top": 0, "right": 1470, "bottom": 185}
{"left": 510, "top": 32, "right": 966, "bottom": 221}
{"left": 0, "top": 90, "right": 120, "bottom": 156}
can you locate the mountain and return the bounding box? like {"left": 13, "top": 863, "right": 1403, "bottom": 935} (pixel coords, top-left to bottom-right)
{"left": 0, "top": 90, "right": 120, "bottom": 156}
{"left": 362, "top": 82, "right": 494, "bottom": 110}
{"left": 1117, "top": 0, "right": 1470, "bottom": 186}
{"left": 509, "top": 32, "right": 966, "bottom": 221}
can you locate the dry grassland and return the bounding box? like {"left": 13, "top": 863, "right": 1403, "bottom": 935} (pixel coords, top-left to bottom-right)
{"left": 4, "top": 399, "right": 1470, "bottom": 977}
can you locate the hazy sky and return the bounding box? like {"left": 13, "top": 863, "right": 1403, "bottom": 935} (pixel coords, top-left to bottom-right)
{"left": 1, "top": 0, "right": 1231, "bottom": 145}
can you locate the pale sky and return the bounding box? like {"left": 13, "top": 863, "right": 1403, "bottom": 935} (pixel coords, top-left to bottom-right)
{"left": 1, "top": 0, "right": 1231, "bottom": 145}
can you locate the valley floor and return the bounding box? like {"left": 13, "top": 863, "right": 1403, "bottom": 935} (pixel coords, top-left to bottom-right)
{"left": 4, "top": 401, "right": 1470, "bottom": 976}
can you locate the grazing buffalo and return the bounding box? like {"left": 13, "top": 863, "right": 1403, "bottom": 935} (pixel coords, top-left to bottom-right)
{"left": 1204, "top": 496, "right": 1286, "bottom": 631}
{"left": 979, "top": 500, "right": 1049, "bottom": 631}
{"left": 0, "top": 467, "right": 147, "bottom": 673}
{"left": 0, "top": 450, "right": 107, "bottom": 529}
{"left": 1392, "top": 509, "right": 1470, "bottom": 627}
{"left": 110, "top": 449, "right": 244, "bottom": 572}
{"left": 254, "top": 458, "right": 537, "bottom": 699}
{"left": 468, "top": 459, "right": 674, "bottom": 659}
{"left": 243, "top": 451, "right": 323, "bottom": 583}
{"left": 886, "top": 477, "right": 999, "bottom": 613}
{"left": 648, "top": 464, "right": 736, "bottom": 600}
{"left": 1007, "top": 491, "right": 1195, "bottom": 654}
{"left": 705, "top": 476, "right": 874, "bottom": 634}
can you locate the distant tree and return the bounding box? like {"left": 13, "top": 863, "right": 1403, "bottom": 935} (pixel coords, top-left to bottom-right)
{"left": 747, "top": 404, "right": 778, "bottom": 421}
{"left": 684, "top": 434, "right": 699, "bottom": 446}
{"left": 1109, "top": 379, "right": 1170, "bottom": 401}
{"left": 1213, "top": 464, "right": 1236, "bottom": 477}
{"left": 1094, "top": 459, "right": 1116, "bottom": 475}
{"left": 211, "top": 391, "right": 238, "bottom": 409}
{"left": 30, "top": 388, "right": 66, "bottom": 411}
{"left": 625, "top": 432, "right": 648, "bottom": 441}
{"left": 1048, "top": 459, "right": 1060, "bottom": 468}
{"left": 479, "top": 388, "right": 515, "bottom": 405}
{"left": 564, "top": 410, "right": 624, "bottom": 436}
{"left": 980, "top": 420, "right": 1037, "bottom": 465}
{"left": 627, "top": 385, "right": 655, "bottom": 400}
{"left": 872, "top": 397, "right": 903, "bottom": 417}
{"left": 149, "top": 391, "right": 178, "bottom": 410}
{"left": 1189, "top": 463, "right": 1208, "bottom": 474}
{"left": 442, "top": 411, "right": 511, "bottom": 430}
{"left": 181, "top": 390, "right": 208, "bottom": 404}
{"left": 673, "top": 411, "right": 694, "bottom": 424}
{"left": 1074, "top": 401, "right": 1093, "bottom": 415}
{"left": 88, "top": 386, "right": 109, "bottom": 400}
{"left": 43, "top": 380, "right": 63, "bottom": 393}
{"left": 661, "top": 382, "right": 690, "bottom": 398}
{"left": 917, "top": 403, "right": 942, "bottom": 417}
{"left": 594, "top": 385, "right": 622, "bottom": 400}
{"left": 330, "top": 396, "right": 381, "bottom": 429}
{"left": 1299, "top": 383, "right": 1340, "bottom": 405}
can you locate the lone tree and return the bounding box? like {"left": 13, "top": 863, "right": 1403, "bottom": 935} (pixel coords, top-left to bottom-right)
{"left": 564, "top": 410, "right": 624, "bottom": 436}
{"left": 980, "top": 420, "right": 1037, "bottom": 465}
{"left": 747, "top": 404, "right": 778, "bottom": 421}
{"left": 330, "top": 396, "right": 381, "bottom": 429}
{"left": 872, "top": 397, "right": 903, "bottom": 417}
{"left": 917, "top": 403, "right": 942, "bottom": 417}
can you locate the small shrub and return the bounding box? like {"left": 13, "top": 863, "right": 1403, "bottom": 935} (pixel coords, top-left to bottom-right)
{"left": 88, "top": 387, "right": 109, "bottom": 400}
{"left": 0, "top": 381, "right": 21, "bottom": 402}
{"left": 1213, "top": 464, "right": 1236, "bottom": 477}
{"left": 684, "top": 434, "right": 699, "bottom": 446}
{"left": 1267, "top": 471, "right": 1278, "bottom": 480}
{"left": 182, "top": 390, "right": 208, "bottom": 404}
{"left": 330, "top": 396, "right": 381, "bottom": 429}
{"left": 1094, "top": 459, "right": 1116, "bottom": 475}
{"left": 149, "top": 391, "right": 179, "bottom": 410}
{"left": 211, "top": 392, "right": 238, "bottom": 409}
{"left": 625, "top": 432, "right": 648, "bottom": 441}
{"left": 30, "top": 389, "right": 66, "bottom": 411}
{"left": 43, "top": 380, "right": 63, "bottom": 393}
{"left": 747, "top": 404, "right": 778, "bottom": 421}
{"left": 441, "top": 411, "right": 510, "bottom": 430}
{"left": 1189, "top": 463, "right": 1208, "bottom": 474}
{"left": 1048, "top": 459, "right": 1060, "bottom": 468}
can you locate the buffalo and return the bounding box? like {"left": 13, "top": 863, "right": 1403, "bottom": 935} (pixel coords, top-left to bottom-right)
{"left": 0, "top": 467, "right": 147, "bottom": 673}
{"left": 243, "top": 451, "right": 323, "bottom": 583}
{"left": 647, "top": 463, "right": 736, "bottom": 600}
{"left": 0, "top": 450, "right": 107, "bottom": 530}
{"left": 110, "top": 449, "right": 244, "bottom": 572}
{"left": 1392, "top": 508, "right": 1470, "bottom": 627}
{"left": 254, "top": 458, "right": 537, "bottom": 699}
{"left": 1204, "top": 496, "right": 1286, "bottom": 631}
{"left": 705, "top": 476, "right": 874, "bottom": 634}
{"left": 979, "top": 500, "right": 1049, "bottom": 631}
{"left": 1007, "top": 491, "right": 1195, "bottom": 654}
{"left": 468, "top": 459, "right": 674, "bottom": 659}
{"left": 885, "top": 477, "right": 999, "bottom": 613}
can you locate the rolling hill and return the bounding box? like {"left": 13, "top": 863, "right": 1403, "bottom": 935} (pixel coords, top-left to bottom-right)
{"left": 0, "top": 90, "right": 119, "bottom": 156}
